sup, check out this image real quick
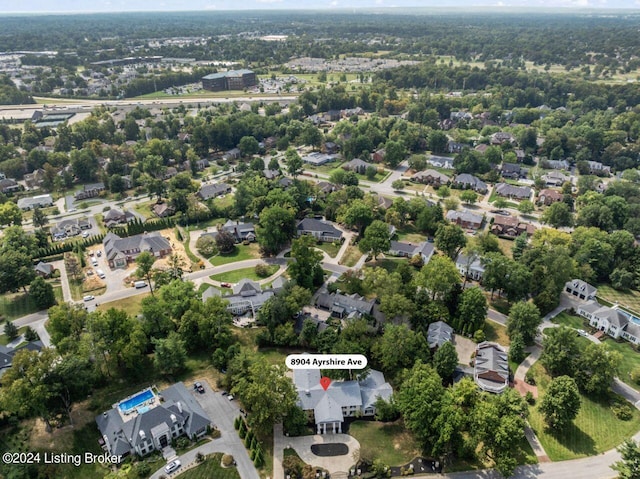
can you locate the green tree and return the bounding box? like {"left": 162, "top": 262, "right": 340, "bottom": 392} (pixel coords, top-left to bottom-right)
{"left": 380, "top": 293, "right": 417, "bottom": 321}
{"left": 136, "top": 251, "right": 157, "bottom": 296}
{"left": 47, "top": 303, "right": 88, "bottom": 353}
{"left": 31, "top": 206, "right": 47, "bottom": 229}
{"left": 507, "top": 301, "right": 541, "bottom": 346}
{"left": 384, "top": 140, "right": 405, "bottom": 168}
{"left": 541, "top": 326, "right": 580, "bottom": 377}
{"left": 456, "top": 287, "right": 487, "bottom": 334}
{"left": 575, "top": 343, "right": 621, "bottom": 396}
{"left": 340, "top": 199, "right": 373, "bottom": 232}
{"left": 257, "top": 206, "right": 296, "bottom": 255}
{"left": 3, "top": 320, "right": 18, "bottom": 341}
{"left": 612, "top": 440, "right": 640, "bottom": 479}
{"left": 153, "top": 332, "right": 187, "bottom": 376}
{"left": 437, "top": 185, "right": 451, "bottom": 199}
{"left": 460, "top": 190, "right": 478, "bottom": 204}
{"left": 0, "top": 249, "right": 35, "bottom": 293}
{"left": 373, "top": 325, "right": 429, "bottom": 378}
{"left": 289, "top": 235, "right": 324, "bottom": 289}
{"left": 359, "top": 220, "right": 391, "bottom": 260}
{"left": 239, "top": 136, "right": 259, "bottom": 156}
{"left": 433, "top": 341, "right": 459, "bottom": 381}
{"left": 435, "top": 223, "right": 467, "bottom": 259}
{"left": 29, "top": 276, "right": 56, "bottom": 309}
{"left": 196, "top": 235, "right": 218, "bottom": 257}
{"left": 518, "top": 199, "right": 535, "bottom": 215}
{"left": 391, "top": 179, "right": 405, "bottom": 191}
{"left": 417, "top": 255, "right": 460, "bottom": 301}
{"left": 541, "top": 201, "right": 574, "bottom": 227}
{"left": 540, "top": 375, "right": 581, "bottom": 430}
{"left": 285, "top": 147, "right": 303, "bottom": 178}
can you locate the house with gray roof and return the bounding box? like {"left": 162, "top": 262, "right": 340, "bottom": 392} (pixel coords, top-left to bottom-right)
{"left": 315, "top": 292, "right": 375, "bottom": 319}
{"left": 200, "top": 220, "right": 256, "bottom": 244}
{"left": 197, "top": 182, "right": 231, "bottom": 200}
{"left": 446, "top": 209, "right": 483, "bottom": 230}
{"left": 51, "top": 217, "right": 92, "bottom": 240}
{"left": 501, "top": 163, "right": 527, "bottom": 180}
{"left": 427, "top": 321, "right": 454, "bottom": 349}
{"left": 474, "top": 342, "right": 509, "bottom": 394}
{"left": 202, "top": 278, "right": 284, "bottom": 316}
{"left": 17, "top": 194, "right": 53, "bottom": 211}
{"left": 494, "top": 183, "right": 532, "bottom": 200}
{"left": 542, "top": 159, "right": 570, "bottom": 170}
{"left": 453, "top": 174, "right": 487, "bottom": 193}
{"left": 297, "top": 218, "right": 343, "bottom": 243}
{"left": 103, "top": 232, "right": 172, "bottom": 269}
{"left": 34, "top": 262, "right": 55, "bottom": 278}
{"left": 542, "top": 171, "right": 570, "bottom": 187}
{"left": 565, "top": 279, "right": 597, "bottom": 301}
{"left": 95, "top": 382, "right": 211, "bottom": 460}
{"left": 303, "top": 152, "right": 337, "bottom": 166}
{"left": 427, "top": 155, "right": 455, "bottom": 170}
{"left": 294, "top": 367, "right": 392, "bottom": 434}
{"left": 456, "top": 253, "right": 485, "bottom": 281}
{"left": 411, "top": 169, "right": 450, "bottom": 187}
{"left": 388, "top": 241, "right": 434, "bottom": 264}
{"left": 342, "top": 158, "right": 371, "bottom": 174}
{"left": 577, "top": 301, "right": 640, "bottom": 345}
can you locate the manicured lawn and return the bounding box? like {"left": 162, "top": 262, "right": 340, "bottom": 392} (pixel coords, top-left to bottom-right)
{"left": 598, "top": 337, "right": 640, "bottom": 389}
{"left": 339, "top": 245, "right": 363, "bottom": 267}
{"left": 0, "top": 292, "right": 40, "bottom": 321}
{"left": 213, "top": 194, "right": 235, "bottom": 209}
{"left": 396, "top": 225, "right": 428, "bottom": 243}
{"left": 304, "top": 161, "right": 343, "bottom": 175}
{"left": 551, "top": 311, "right": 587, "bottom": 329}
{"left": 210, "top": 265, "right": 279, "bottom": 283}
{"left": 164, "top": 453, "right": 240, "bottom": 479}
{"left": 596, "top": 285, "right": 640, "bottom": 316}
{"left": 527, "top": 362, "right": 640, "bottom": 461}
{"left": 210, "top": 243, "right": 261, "bottom": 266}
{"left": 133, "top": 201, "right": 155, "bottom": 219}
{"left": 484, "top": 320, "right": 510, "bottom": 346}
{"left": 364, "top": 258, "right": 405, "bottom": 273}
{"left": 314, "top": 241, "right": 341, "bottom": 258}
{"left": 348, "top": 420, "right": 421, "bottom": 466}
{"left": 97, "top": 293, "right": 150, "bottom": 316}
{"left": 69, "top": 279, "right": 106, "bottom": 301}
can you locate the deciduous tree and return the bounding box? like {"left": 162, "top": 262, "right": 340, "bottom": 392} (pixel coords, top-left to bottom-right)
{"left": 540, "top": 375, "right": 581, "bottom": 430}
{"left": 359, "top": 220, "right": 391, "bottom": 260}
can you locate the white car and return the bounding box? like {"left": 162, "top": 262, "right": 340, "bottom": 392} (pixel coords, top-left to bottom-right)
{"left": 577, "top": 329, "right": 587, "bottom": 337}
{"left": 165, "top": 460, "right": 181, "bottom": 473}
{"left": 81, "top": 231, "right": 90, "bottom": 238}
{"left": 83, "top": 295, "right": 95, "bottom": 302}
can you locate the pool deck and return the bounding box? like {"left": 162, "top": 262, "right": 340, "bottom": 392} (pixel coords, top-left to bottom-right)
{"left": 113, "top": 386, "right": 160, "bottom": 421}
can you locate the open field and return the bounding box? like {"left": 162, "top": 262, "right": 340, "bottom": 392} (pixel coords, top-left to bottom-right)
{"left": 177, "top": 453, "right": 240, "bottom": 479}
{"left": 598, "top": 337, "right": 640, "bottom": 389}
{"left": 210, "top": 264, "right": 279, "bottom": 283}
{"left": 596, "top": 285, "right": 640, "bottom": 316}
{"left": 527, "top": 361, "right": 640, "bottom": 461}
{"left": 0, "top": 284, "right": 62, "bottom": 321}
{"left": 210, "top": 243, "right": 261, "bottom": 266}
{"left": 97, "top": 292, "right": 150, "bottom": 316}
{"left": 348, "top": 420, "right": 420, "bottom": 466}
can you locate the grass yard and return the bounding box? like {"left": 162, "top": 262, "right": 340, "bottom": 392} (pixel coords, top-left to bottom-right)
{"left": 97, "top": 292, "right": 150, "bottom": 316}
{"left": 596, "top": 285, "right": 640, "bottom": 316}
{"left": 0, "top": 292, "right": 40, "bottom": 321}
{"left": 339, "top": 245, "right": 362, "bottom": 267}
{"left": 551, "top": 311, "right": 587, "bottom": 330}
{"left": 213, "top": 194, "right": 235, "bottom": 209}
{"left": 598, "top": 337, "right": 640, "bottom": 389}
{"left": 484, "top": 320, "right": 510, "bottom": 346}
{"left": 210, "top": 265, "right": 279, "bottom": 284}
{"left": 527, "top": 361, "right": 640, "bottom": 461}
{"left": 304, "top": 161, "right": 344, "bottom": 175}
{"left": 364, "top": 258, "right": 405, "bottom": 273}
{"left": 496, "top": 237, "right": 514, "bottom": 259}
{"left": 133, "top": 201, "right": 155, "bottom": 219}
{"left": 68, "top": 279, "right": 106, "bottom": 301}
{"left": 314, "top": 241, "right": 341, "bottom": 258}
{"left": 177, "top": 453, "right": 240, "bottom": 479}
{"left": 210, "top": 243, "right": 261, "bottom": 266}
{"left": 348, "top": 420, "right": 421, "bottom": 466}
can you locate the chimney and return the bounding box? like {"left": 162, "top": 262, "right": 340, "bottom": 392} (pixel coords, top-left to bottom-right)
{"left": 170, "top": 414, "right": 177, "bottom": 423}
{"left": 177, "top": 402, "right": 182, "bottom": 414}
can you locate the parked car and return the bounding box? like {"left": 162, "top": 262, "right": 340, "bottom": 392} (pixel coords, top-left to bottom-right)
{"left": 81, "top": 231, "right": 90, "bottom": 238}
{"left": 221, "top": 390, "right": 228, "bottom": 396}
{"left": 577, "top": 329, "right": 587, "bottom": 337}
{"left": 164, "top": 460, "right": 181, "bottom": 474}
{"left": 228, "top": 394, "right": 234, "bottom": 401}
{"left": 83, "top": 295, "right": 95, "bottom": 302}
{"left": 97, "top": 251, "right": 102, "bottom": 257}
{"left": 221, "top": 282, "right": 232, "bottom": 288}
{"left": 194, "top": 382, "right": 205, "bottom": 394}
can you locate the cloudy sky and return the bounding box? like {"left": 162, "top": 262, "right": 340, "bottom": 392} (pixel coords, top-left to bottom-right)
{"left": 2, "top": 0, "right": 639, "bottom": 13}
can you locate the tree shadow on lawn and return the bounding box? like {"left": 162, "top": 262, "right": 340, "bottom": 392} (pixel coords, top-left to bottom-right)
{"left": 544, "top": 422, "right": 597, "bottom": 457}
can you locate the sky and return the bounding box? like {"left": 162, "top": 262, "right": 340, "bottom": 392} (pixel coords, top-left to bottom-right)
{"left": 3, "top": 0, "right": 640, "bottom": 13}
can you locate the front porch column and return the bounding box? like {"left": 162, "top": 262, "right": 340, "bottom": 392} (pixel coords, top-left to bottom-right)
{"left": 317, "top": 423, "right": 321, "bottom": 434}
{"left": 323, "top": 423, "right": 326, "bottom": 434}
{"left": 332, "top": 422, "right": 336, "bottom": 433}
{"left": 338, "top": 422, "right": 342, "bottom": 433}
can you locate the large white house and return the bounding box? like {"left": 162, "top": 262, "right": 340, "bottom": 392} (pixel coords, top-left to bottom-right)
{"left": 577, "top": 301, "right": 640, "bottom": 345}
{"left": 294, "top": 368, "right": 392, "bottom": 434}
{"left": 565, "top": 279, "right": 598, "bottom": 301}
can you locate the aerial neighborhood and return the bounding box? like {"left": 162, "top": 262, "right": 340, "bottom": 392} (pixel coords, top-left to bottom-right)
{"left": 0, "top": 8, "right": 640, "bottom": 479}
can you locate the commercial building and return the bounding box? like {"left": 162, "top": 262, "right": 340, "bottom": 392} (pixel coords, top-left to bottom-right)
{"left": 202, "top": 69, "right": 256, "bottom": 91}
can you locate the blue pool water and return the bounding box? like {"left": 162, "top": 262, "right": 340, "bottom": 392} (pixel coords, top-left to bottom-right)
{"left": 137, "top": 406, "right": 150, "bottom": 414}
{"left": 118, "top": 389, "right": 153, "bottom": 413}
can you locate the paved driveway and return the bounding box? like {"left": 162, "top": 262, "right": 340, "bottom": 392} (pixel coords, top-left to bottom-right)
{"left": 282, "top": 432, "right": 360, "bottom": 476}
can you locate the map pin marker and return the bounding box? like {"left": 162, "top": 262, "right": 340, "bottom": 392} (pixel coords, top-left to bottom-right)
{"left": 320, "top": 376, "right": 331, "bottom": 391}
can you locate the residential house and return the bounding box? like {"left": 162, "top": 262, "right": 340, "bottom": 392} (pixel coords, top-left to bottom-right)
{"left": 490, "top": 132, "right": 516, "bottom": 145}
{"left": 494, "top": 183, "right": 532, "bottom": 200}
{"left": 17, "top": 194, "right": 53, "bottom": 211}
{"left": 202, "top": 279, "right": 280, "bottom": 316}
{"left": 411, "top": 169, "right": 450, "bottom": 187}
{"left": 501, "top": 163, "right": 527, "bottom": 180}
{"left": 455, "top": 253, "right": 485, "bottom": 281}
{"left": 587, "top": 161, "right": 611, "bottom": 176}
{"left": 564, "top": 279, "right": 597, "bottom": 301}
{"left": 223, "top": 148, "right": 241, "bottom": 161}
{"left": 577, "top": 301, "right": 640, "bottom": 345}
{"left": 323, "top": 110, "right": 341, "bottom": 122}
{"left": 341, "top": 107, "right": 364, "bottom": 118}
{"left": 197, "top": 183, "right": 231, "bottom": 200}
{"left": 514, "top": 149, "right": 526, "bottom": 162}
{"left": 388, "top": 241, "right": 435, "bottom": 264}
{"left": 447, "top": 141, "right": 465, "bottom": 154}
{"left": 427, "top": 321, "right": 454, "bottom": 349}
{"left": 152, "top": 203, "right": 175, "bottom": 218}
{"left": 474, "top": 342, "right": 509, "bottom": 393}
{"left": 427, "top": 155, "right": 455, "bottom": 170}
{"left": 542, "top": 159, "right": 570, "bottom": 170}
{"left": 103, "top": 232, "right": 172, "bottom": 269}
{"left": 446, "top": 209, "right": 483, "bottom": 230}
{"left": 75, "top": 182, "right": 106, "bottom": 200}
{"left": 103, "top": 208, "right": 133, "bottom": 228}
{"left": 542, "top": 171, "right": 570, "bottom": 187}
{"left": 0, "top": 341, "right": 43, "bottom": 377}
{"left": 315, "top": 292, "right": 376, "bottom": 319}
{"left": 200, "top": 220, "right": 256, "bottom": 243}
{"left": 51, "top": 217, "right": 92, "bottom": 240}
{"left": 24, "top": 169, "right": 46, "bottom": 189}
{"left": 297, "top": 218, "right": 343, "bottom": 243}
{"left": 450, "top": 111, "right": 473, "bottom": 122}
{"left": 342, "top": 158, "right": 371, "bottom": 175}
{"left": 316, "top": 181, "right": 339, "bottom": 197}
{"left": 279, "top": 177, "right": 294, "bottom": 189}
{"left": 294, "top": 367, "right": 392, "bottom": 434}
{"left": 491, "top": 215, "right": 535, "bottom": 239}
{"left": 371, "top": 149, "right": 386, "bottom": 164}
{"left": 453, "top": 174, "right": 487, "bottom": 193}
{"left": 262, "top": 169, "right": 281, "bottom": 180}
{"left": 323, "top": 142, "right": 339, "bottom": 155}
{"left": 475, "top": 144, "right": 489, "bottom": 154}
{"left": 376, "top": 195, "right": 393, "bottom": 210}
{"left": 95, "top": 383, "right": 212, "bottom": 460}
{"left": 0, "top": 178, "right": 20, "bottom": 194}
{"left": 537, "top": 189, "right": 563, "bottom": 206}
{"left": 161, "top": 167, "right": 178, "bottom": 180}
{"left": 303, "top": 152, "right": 337, "bottom": 166}
{"left": 34, "top": 262, "right": 55, "bottom": 278}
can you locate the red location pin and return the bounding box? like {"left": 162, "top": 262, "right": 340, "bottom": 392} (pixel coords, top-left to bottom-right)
{"left": 320, "top": 376, "right": 331, "bottom": 391}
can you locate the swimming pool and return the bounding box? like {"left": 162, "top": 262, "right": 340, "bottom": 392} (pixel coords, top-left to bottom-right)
{"left": 118, "top": 389, "right": 154, "bottom": 413}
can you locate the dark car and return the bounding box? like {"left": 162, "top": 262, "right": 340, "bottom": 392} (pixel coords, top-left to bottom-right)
{"left": 194, "top": 382, "right": 205, "bottom": 394}
{"left": 221, "top": 282, "right": 232, "bottom": 288}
